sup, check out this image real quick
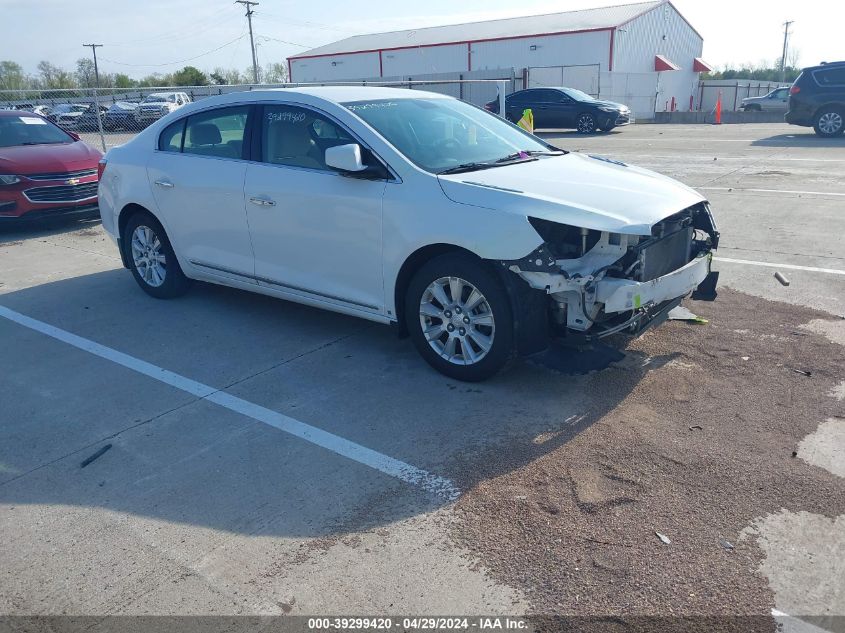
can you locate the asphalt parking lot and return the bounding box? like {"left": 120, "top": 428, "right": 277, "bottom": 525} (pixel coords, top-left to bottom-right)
{"left": 1, "top": 123, "right": 843, "bottom": 632}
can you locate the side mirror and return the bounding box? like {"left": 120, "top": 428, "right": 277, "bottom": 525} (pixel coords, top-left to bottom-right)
{"left": 325, "top": 143, "right": 367, "bottom": 173}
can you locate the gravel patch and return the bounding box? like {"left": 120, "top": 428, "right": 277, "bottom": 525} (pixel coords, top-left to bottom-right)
{"left": 451, "top": 289, "right": 845, "bottom": 628}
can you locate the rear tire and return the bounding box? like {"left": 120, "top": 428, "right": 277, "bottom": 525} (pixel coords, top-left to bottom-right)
{"left": 123, "top": 212, "right": 190, "bottom": 299}
{"left": 405, "top": 254, "right": 515, "bottom": 382}
{"left": 813, "top": 108, "right": 844, "bottom": 137}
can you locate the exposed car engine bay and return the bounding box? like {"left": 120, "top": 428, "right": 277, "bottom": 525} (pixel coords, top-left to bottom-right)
{"left": 504, "top": 202, "right": 720, "bottom": 339}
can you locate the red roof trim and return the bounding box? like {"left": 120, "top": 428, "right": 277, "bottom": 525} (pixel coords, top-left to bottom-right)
{"left": 289, "top": 27, "right": 614, "bottom": 61}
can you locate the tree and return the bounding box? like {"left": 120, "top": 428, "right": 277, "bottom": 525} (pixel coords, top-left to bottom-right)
{"left": 171, "top": 66, "right": 208, "bottom": 86}
{"left": 0, "top": 60, "right": 27, "bottom": 90}
{"left": 114, "top": 73, "right": 136, "bottom": 89}
{"left": 262, "top": 62, "right": 288, "bottom": 84}
{"left": 138, "top": 73, "right": 166, "bottom": 87}
{"left": 76, "top": 58, "right": 96, "bottom": 88}
{"left": 209, "top": 68, "right": 228, "bottom": 85}
{"left": 36, "top": 61, "right": 76, "bottom": 89}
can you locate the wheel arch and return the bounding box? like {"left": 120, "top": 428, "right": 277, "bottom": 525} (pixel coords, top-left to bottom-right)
{"left": 117, "top": 203, "right": 162, "bottom": 269}
{"left": 814, "top": 102, "right": 845, "bottom": 119}
{"left": 392, "top": 243, "right": 549, "bottom": 356}
{"left": 392, "top": 243, "right": 482, "bottom": 337}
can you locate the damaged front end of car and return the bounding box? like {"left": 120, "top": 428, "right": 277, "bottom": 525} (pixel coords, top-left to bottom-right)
{"left": 503, "top": 202, "right": 720, "bottom": 341}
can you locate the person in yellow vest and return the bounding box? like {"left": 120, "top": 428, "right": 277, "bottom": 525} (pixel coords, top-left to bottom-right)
{"left": 517, "top": 108, "right": 534, "bottom": 134}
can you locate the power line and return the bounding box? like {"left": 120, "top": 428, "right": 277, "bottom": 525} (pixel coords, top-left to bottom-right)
{"left": 235, "top": 0, "right": 259, "bottom": 83}
{"left": 99, "top": 34, "right": 247, "bottom": 68}
{"left": 256, "top": 35, "right": 312, "bottom": 48}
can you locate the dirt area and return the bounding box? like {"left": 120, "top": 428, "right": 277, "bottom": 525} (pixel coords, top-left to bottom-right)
{"left": 452, "top": 289, "right": 845, "bottom": 630}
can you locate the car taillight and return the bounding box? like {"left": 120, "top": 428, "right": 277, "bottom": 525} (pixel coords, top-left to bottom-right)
{"left": 790, "top": 85, "right": 801, "bottom": 95}
{"left": 97, "top": 159, "right": 107, "bottom": 181}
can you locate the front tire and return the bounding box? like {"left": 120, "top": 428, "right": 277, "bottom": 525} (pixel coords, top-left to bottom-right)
{"left": 576, "top": 113, "right": 597, "bottom": 134}
{"left": 814, "top": 108, "right": 844, "bottom": 137}
{"left": 405, "top": 254, "right": 515, "bottom": 382}
{"left": 123, "top": 212, "right": 190, "bottom": 299}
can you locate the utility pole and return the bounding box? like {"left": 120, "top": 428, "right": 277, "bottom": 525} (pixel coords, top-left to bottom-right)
{"left": 82, "top": 43, "right": 107, "bottom": 152}
{"left": 235, "top": 0, "right": 260, "bottom": 84}
{"left": 780, "top": 21, "right": 794, "bottom": 82}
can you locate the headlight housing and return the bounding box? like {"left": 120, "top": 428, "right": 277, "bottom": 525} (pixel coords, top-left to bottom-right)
{"left": 0, "top": 175, "right": 21, "bottom": 185}
{"left": 598, "top": 106, "right": 619, "bottom": 113}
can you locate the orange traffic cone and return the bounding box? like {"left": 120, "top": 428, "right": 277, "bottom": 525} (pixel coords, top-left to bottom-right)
{"left": 714, "top": 90, "right": 722, "bottom": 125}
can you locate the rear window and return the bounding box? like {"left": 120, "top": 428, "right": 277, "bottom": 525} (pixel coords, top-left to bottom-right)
{"left": 814, "top": 67, "right": 845, "bottom": 87}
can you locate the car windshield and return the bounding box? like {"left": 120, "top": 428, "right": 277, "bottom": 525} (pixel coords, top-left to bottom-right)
{"left": 142, "top": 95, "right": 172, "bottom": 103}
{"left": 0, "top": 115, "right": 73, "bottom": 147}
{"left": 560, "top": 88, "right": 594, "bottom": 102}
{"left": 343, "top": 98, "right": 556, "bottom": 173}
{"left": 110, "top": 102, "right": 136, "bottom": 111}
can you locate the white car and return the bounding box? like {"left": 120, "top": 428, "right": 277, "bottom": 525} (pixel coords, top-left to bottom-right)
{"left": 98, "top": 87, "right": 719, "bottom": 381}
{"left": 135, "top": 92, "right": 191, "bottom": 126}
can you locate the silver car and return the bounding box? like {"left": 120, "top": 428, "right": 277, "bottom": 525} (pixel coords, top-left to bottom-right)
{"left": 741, "top": 87, "right": 790, "bottom": 112}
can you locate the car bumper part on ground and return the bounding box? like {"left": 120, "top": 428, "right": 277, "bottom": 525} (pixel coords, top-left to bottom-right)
{"left": 595, "top": 253, "right": 712, "bottom": 314}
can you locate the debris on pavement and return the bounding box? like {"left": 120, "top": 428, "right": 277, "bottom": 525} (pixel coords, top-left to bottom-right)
{"left": 667, "top": 306, "right": 709, "bottom": 324}
{"left": 791, "top": 368, "right": 812, "bottom": 377}
{"left": 774, "top": 272, "right": 790, "bottom": 286}
{"left": 719, "top": 539, "right": 735, "bottom": 551}
{"left": 80, "top": 444, "right": 112, "bottom": 469}
{"left": 689, "top": 425, "right": 703, "bottom": 431}
{"left": 655, "top": 532, "right": 672, "bottom": 545}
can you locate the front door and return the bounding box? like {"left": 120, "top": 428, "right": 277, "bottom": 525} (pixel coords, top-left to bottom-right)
{"left": 244, "top": 104, "right": 386, "bottom": 313}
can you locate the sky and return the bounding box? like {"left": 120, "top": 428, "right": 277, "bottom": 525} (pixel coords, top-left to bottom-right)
{"left": 1, "top": 0, "right": 843, "bottom": 78}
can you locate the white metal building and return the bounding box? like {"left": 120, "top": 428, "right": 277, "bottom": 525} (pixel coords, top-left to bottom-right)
{"left": 288, "top": 0, "right": 712, "bottom": 117}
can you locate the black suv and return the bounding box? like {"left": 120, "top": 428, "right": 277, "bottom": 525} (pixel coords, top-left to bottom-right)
{"left": 484, "top": 87, "right": 632, "bottom": 133}
{"left": 786, "top": 61, "right": 845, "bottom": 137}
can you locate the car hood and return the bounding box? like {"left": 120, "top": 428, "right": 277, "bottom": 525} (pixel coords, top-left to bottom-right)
{"left": 587, "top": 99, "right": 628, "bottom": 110}
{"left": 437, "top": 152, "right": 705, "bottom": 235}
{"left": 0, "top": 141, "right": 102, "bottom": 175}
{"left": 741, "top": 96, "right": 763, "bottom": 103}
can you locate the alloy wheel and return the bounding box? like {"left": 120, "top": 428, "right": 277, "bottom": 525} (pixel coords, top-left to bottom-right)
{"left": 130, "top": 225, "right": 167, "bottom": 288}
{"left": 419, "top": 276, "right": 496, "bottom": 366}
{"left": 818, "top": 112, "right": 843, "bottom": 135}
{"left": 577, "top": 114, "right": 595, "bottom": 133}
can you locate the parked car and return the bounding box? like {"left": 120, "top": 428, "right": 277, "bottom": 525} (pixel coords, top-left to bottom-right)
{"left": 98, "top": 87, "right": 718, "bottom": 381}
{"left": 485, "top": 87, "right": 633, "bottom": 133}
{"left": 741, "top": 87, "right": 790, "bottom": 112}
{"left": 0, "top": 110, "right": 102, "bottom": 221}
{"left": 47, "top": 103, "right": 91, "bottom": 128}
{"left": 786, "top": 61, "right": 845, "bottom": 137}
{"left": 104, "top": 101, "right": 139, "bottom": 131}
{"left": 135, "top": 92, "right": 191, "bottom": 127}
{"left": 75, "top": 104, "right": 109, "bottom": 131}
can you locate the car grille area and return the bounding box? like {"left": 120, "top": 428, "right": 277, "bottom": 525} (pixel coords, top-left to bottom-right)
{"left": 25, "top": 181, "right": 98, "bottom": 203}
{"left": 26, "top": 168, "right": 97, "bottom": 181}
{"left": 639, "top": 225, "right": 693, "bottom": 281}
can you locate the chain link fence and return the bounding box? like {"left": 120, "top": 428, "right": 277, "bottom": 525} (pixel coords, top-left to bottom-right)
{"left": 1, "top": 78, "right": 518, "bottom": 152}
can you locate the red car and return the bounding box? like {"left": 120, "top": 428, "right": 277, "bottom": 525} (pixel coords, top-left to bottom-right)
{"left": 0, "top": 110, "right": 102, "bottom": 221}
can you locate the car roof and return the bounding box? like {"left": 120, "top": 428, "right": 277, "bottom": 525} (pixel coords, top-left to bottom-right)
{"left": 803, "top": 60, "right": 845, "bottom": 71}
{"left": 0, "top": 110, "right": 45, "bottom": 118}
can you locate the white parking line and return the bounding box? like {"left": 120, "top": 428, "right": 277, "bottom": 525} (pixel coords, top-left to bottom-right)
{"left": 715, "top": 257, "right": 845, "bottom": 276}
{"left": 771, "top": 609, "right": 834, "bottom": 633}
{"left": 0, "top": 305, "right": 460, "bottom": 501}
{"left": 699, "top": 186, "right": 845, "bottom": 197}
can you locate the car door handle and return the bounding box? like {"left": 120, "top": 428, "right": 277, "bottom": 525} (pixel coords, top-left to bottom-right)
{"left": 154, "top": 179, "right": 174, "bottom": 189}
{"left": 249, "top": 196, "right": 276, "bottom": 207}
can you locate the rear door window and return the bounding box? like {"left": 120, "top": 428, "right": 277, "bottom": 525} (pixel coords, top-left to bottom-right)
{"left": 260, "top": 105, "right": 353, "bottom": 171}
{"left": 182, "top": 106, "right": 249, "bottom": 159}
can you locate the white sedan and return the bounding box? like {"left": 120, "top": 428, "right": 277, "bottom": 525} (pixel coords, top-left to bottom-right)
{"left": 98, "top": 87, "right": 719, "bottom": 381}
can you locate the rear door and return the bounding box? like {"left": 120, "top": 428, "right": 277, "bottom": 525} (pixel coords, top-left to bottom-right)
{"left": 146, "top": 105, "right": 256, "bottom": 282}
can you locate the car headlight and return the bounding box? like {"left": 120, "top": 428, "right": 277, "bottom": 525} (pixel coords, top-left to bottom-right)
{"left": 0, "top": 175, "right": 21, "bottom": 185}
{"left": 598, "top": 106, "right": 618, "bottom": 113}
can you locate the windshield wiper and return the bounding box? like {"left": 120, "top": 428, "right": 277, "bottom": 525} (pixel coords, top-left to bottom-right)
{"left": 496, "top": 150, "right": 565, "bottom": 162}
{"left": 437, "top": 162, "right": 501, "bottom": 175}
